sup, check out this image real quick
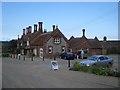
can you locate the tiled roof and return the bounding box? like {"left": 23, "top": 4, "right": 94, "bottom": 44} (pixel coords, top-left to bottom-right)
{"left": 31, "top": 31, "right": 52, "bottom": 46}
{"left": 31, "top": 28, "right": 68, "bottom": 46}
{"left": 69, "top": 36, "right": 102, "bottom": 49}
{"left": 88, "top": 39, "right": 102, "bottom": 49}
{"left": 100, "top": 40, "right": 120, "bottom": 48}
{"left": 69, "top": 37, "right": 82, "bottom": 47}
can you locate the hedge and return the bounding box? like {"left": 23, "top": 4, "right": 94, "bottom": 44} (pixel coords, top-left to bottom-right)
{"left": 70, "top": 62, "right": 120, "bottom": 77}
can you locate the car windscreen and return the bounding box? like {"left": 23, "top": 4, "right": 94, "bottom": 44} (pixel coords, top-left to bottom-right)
{"left": 88, "top": 56, "right": 98, "bottom": 61}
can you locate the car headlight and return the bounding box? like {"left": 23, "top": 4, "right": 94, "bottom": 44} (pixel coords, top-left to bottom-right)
{"left": 86, "top": 64, "right": 90, "bottom": 66}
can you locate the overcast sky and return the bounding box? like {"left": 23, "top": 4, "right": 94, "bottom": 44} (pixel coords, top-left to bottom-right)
{"left": 1, "top": 1, "right": 118, "bottom": 41}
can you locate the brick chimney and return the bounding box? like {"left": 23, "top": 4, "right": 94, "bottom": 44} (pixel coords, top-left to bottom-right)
{"left": 29, "top": 26, "right": 32, "bottom": 33}
{"left": 82, "top": 29, "right": 85, "bottom": 36}
{"left": 26, "top": 27, "right": 29, "bottom": 34}
{"left": 103, "top": 36, "right": 107, "bottom": 42}
{"left": 34, "top": 24, "right": 37, "bottom": 32}
{"left": 38, "top": 22, "right": 43, "bottom": 33}
{"left": 56, "top": 25, "right": 58, "bottom": 29}
{"left": 23, "top": 29, "right": 25, "bottom": 35}
{"left": 52, "top": 25, "right": 55, "bottom": 31}
{"left": 44, "top": 29, "right": 47, "bottom": 33}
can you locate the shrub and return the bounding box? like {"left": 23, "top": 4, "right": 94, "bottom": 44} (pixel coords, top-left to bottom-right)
{"left": 98, "top": 67, "right": 110, "bottom": 76}
{"left": 73, "top": 62, "right": 81, "bottom": 71}
{"left": 71, "top": 63, "right": 120, "bottom": 77}
{"left": 2, "top": 53, "right": 10, "bottom": 57}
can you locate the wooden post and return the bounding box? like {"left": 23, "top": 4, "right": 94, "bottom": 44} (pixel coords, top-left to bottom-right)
{"left": 31, "top": 53, "right": 33, "bottom": 61}
{"left": 18, "top": 54, "right": 20, "bottom": 60}
{"left": 68, "top": 60, "right": 70, "bottom": 67}
{"left": 43, "top": 56, "right": 44, "bottom": 61}
{"left": 54, "top": 56, "right": 56, "bottom": 60}
{"left": 23, "top": 55, "right": 25, "bottom": 61}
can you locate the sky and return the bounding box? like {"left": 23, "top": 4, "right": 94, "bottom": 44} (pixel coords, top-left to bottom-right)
{"left": 1, "top": 1, "right": 118, "bottom": 41}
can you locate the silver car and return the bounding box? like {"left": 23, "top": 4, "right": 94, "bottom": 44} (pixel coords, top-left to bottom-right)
{"left": 80, "top": 55, "right": 113, "bottom": 67}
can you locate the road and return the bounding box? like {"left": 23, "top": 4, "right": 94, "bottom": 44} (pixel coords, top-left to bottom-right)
{"left": 2, "top": 56, "right": 119, "bottom": 88}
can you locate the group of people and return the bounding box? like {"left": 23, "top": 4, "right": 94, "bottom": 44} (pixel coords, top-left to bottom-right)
{"left": 76, "top": 49, "right": 88, "bottom": 59}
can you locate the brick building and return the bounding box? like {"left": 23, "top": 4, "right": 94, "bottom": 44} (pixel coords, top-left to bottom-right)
{"left": 17, "top": 22, "right": 68, "bottom": 58}
{"left": 69, "top": 29, "right": 103, "bottom": 55}
{"left": 17, "top": 22, "right": 119, "bottom": 57}
{"left": 100, "top": 37, "right": 120, "bottom": 54}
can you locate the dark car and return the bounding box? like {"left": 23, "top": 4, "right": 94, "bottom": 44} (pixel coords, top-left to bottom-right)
{"left": 60, "top": 52, "right": 75, "bottom": 60}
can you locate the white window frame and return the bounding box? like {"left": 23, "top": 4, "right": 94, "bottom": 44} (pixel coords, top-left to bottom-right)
{"left": 27, "top": 40, "right": 29, "bottom": 46}
{"left": 21, "top": 43, "right": 23, "bottom": 46}
{"left": 40, "top": 48, "right": 43, "bottom": 58}
{"left": 61, "top": 47, "right": 65, "bottom": 53}
{"left": 33, "top": 48, "right": 37, "bottom": 56}
{"left": 48, "top": 46, "right": 53, "bottom": 54}
{"left": 54, "top": 38, "right": 60, "bottom": 44}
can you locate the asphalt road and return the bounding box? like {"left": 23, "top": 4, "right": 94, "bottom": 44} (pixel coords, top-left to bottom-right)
{"left": 2, "top": 55, "right": 119, "bottom": 88}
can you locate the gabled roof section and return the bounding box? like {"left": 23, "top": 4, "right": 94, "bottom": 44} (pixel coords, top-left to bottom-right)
{"left": 69, "top": 36, "right": 102, "bottom": 49}
{"left": 31, "top": 27, "right": 68, "bottom": 46}
{"left": 51, "top": 28, "right": 68, "bottom": 43}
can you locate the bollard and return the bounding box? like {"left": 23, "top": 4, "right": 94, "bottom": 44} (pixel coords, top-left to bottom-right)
{"left": 31, "top": 56, "right": 33, "bottom": 61}
{"left": 54, "top": 57, "right": 56, "bottom": 60}
{"left": 68, "top": 60, "right": 70, "bottom": 67}
{"left": 43, "top": 56, "right": 44, "bottom": 61}
{"left": 23, "top": 55, "right": 25, "bottom": 61}
{"left": 16, "top": 54, "right": 18, "bottom": 59}
{"left": 18, "top": 55, "right": 20, "bottom": 60}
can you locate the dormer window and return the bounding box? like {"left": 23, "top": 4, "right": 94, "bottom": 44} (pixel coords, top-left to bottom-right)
{"left": 54, "top": 38, "right": 60, "bottom": 44}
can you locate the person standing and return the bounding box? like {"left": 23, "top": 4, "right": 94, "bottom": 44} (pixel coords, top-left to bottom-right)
{"left": 81, "top": 49, "right": 84, "bottom": 59}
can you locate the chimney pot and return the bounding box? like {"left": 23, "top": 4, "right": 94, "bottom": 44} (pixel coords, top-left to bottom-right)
{"left": 56, "top": 25, "right": 58, "bottom": 29}
{"left": 29, "top": 26, "right": 32, "bottom": 33}
{"left": 23, "top": 29, "right": 25, "bottom": 35}
{"left": 26, "top": 27, "right": 29, "bottom": 34}
{"left": 103, "top": 36, "right": 107, "bottom": 42}
{"left": 82, "top": 29, "right": 85, "bottom": 36}
{"left": 38, "top": 22, "right": 43, "bottom": 33}
{"left": 18, "top": 35, "right": 19, "bottom": 40}
{"left": 52, "top": 25, "right": 55, "bottom": 31}
{"left": 44, "top": 29, "right": 47, "bottom": 33}
{"left": 34, "top": 24, "right": 37, "bottom": 32}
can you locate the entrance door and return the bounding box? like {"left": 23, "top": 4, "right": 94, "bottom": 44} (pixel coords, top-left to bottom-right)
{"left": 39, "top": 48, "right": 43, "bottom": 58}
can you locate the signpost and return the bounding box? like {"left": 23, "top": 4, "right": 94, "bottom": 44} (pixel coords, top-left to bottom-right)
{"left": 51, "top": 61, "right": 59, "bottom": 70}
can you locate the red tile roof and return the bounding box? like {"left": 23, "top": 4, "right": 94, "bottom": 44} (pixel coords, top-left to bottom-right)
{"left": 30, "top": 28, "right": 68, "bottom": 46}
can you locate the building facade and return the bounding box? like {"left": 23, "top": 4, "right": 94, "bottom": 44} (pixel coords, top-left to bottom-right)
{"left": 17, "top": 22, "right": 68, "bottom": 58}
{"left": 17, "top": 22, "right": 119, "bottom": 57}
{"left": 69, "top": 29, "right": 103, "bottom": 55}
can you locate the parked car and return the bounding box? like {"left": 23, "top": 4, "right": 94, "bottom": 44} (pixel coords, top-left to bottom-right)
{"left": 60, "top": 52, "right": 75, "bottom": 60}
{"left": 80, "top": 55, "right": 113, "bottom": 67}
